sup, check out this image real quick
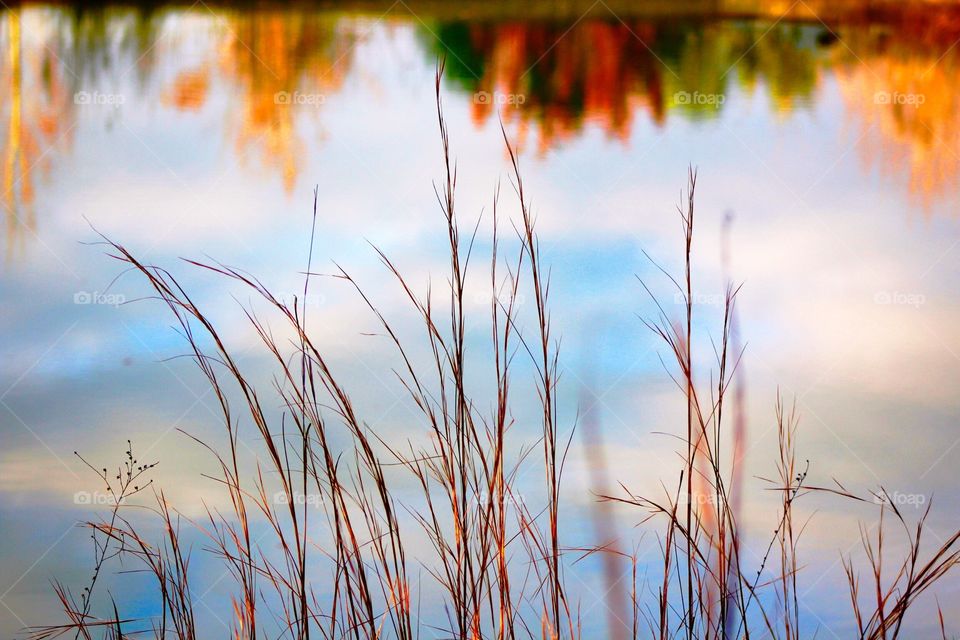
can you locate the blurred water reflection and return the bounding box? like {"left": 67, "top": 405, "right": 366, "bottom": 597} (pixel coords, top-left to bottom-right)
{"left": 4, "top": 1, "right": 960, "bottom": 255}
{"left": 2, "top": 1, "right": 960, "bottom": 637}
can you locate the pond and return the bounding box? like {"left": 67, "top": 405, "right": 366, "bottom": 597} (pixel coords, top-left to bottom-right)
{"left": 2, "top": 1, "right": 959, "bottom": 637}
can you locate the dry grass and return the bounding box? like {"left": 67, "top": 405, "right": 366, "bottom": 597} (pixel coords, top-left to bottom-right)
{"left": 28, "top": 65, "right": 960, "bottom": 640}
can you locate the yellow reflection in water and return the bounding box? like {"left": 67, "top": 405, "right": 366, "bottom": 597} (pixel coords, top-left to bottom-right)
{"left": 214, "top": 12, "right": 353, "bottom": 193}
{"left": 832, "top": 16, "right": 960, "bottom": 212}
{"left": 1, "top": 9, "right": 72, "bottom": 259}
{"left": 2, "top": 0, "right": 960, "bottom": 257}
{"left": 3, "top": 11, "right": 29, "bottom": 256}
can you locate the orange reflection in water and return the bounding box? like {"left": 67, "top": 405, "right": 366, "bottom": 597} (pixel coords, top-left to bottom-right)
{"left": 163, "top": 66, "right": 210, "bottom": 112}
{"left": 443, "top": 18, "right": 825, "bottom": 155}
{"left": 466, "top": 21, "right": 665, "bottom": 155}
{"left": 1, "top": 10, "right": 72, "bottom": 258}
{"left": 832, "top": 12, "right": 960, "bottom": 212}
{"left": 3, "top": 0, "right": 960, "bottom": 246}
{"left": 156, "top": 12, "right": 354, "bottom": 193}
{"left": 438, "top": 10, "right": 960, "bottom": 210}
{"left": 218, "top": 13, "right": 352, "bottom": 193}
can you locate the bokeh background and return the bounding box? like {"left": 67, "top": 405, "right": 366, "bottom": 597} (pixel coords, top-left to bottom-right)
{"left": 2, "top": 1, "right": 960, "bottom": 636}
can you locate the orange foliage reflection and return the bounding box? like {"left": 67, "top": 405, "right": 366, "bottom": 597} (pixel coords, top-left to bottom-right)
{"left": 436, "top": 18, "right": 822, "bottom": 155}
{"left": 832, "top": 10, "right": 960, "bottom": 211}
{"left": 435, "top": 9, "right": 960, "bottom": 208}
{"left": 163, "top": 66, "right": 210, "bottom": 112}
{"left": 216, "top": 13, "right": 352, "bottom": 193}
{"left": 1, "top": 10, "right": 72, "bottom": 257}
{"left": 464, "top": 22, "right": 665, "bottom": 154}
{"left": 4, "top": 0, "right": 960, "bottom": 233}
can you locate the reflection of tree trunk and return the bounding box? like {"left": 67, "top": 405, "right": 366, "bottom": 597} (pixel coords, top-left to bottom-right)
{"left": 579, "top": 372, "right": 630, "bottom": 640}
{"left": 5, "top": 9, "right": 26, "bottom": 254}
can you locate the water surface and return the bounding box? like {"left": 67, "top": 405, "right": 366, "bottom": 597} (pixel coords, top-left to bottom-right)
{"left": 2, "top": 1, "right": 960, "bottom": 636}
